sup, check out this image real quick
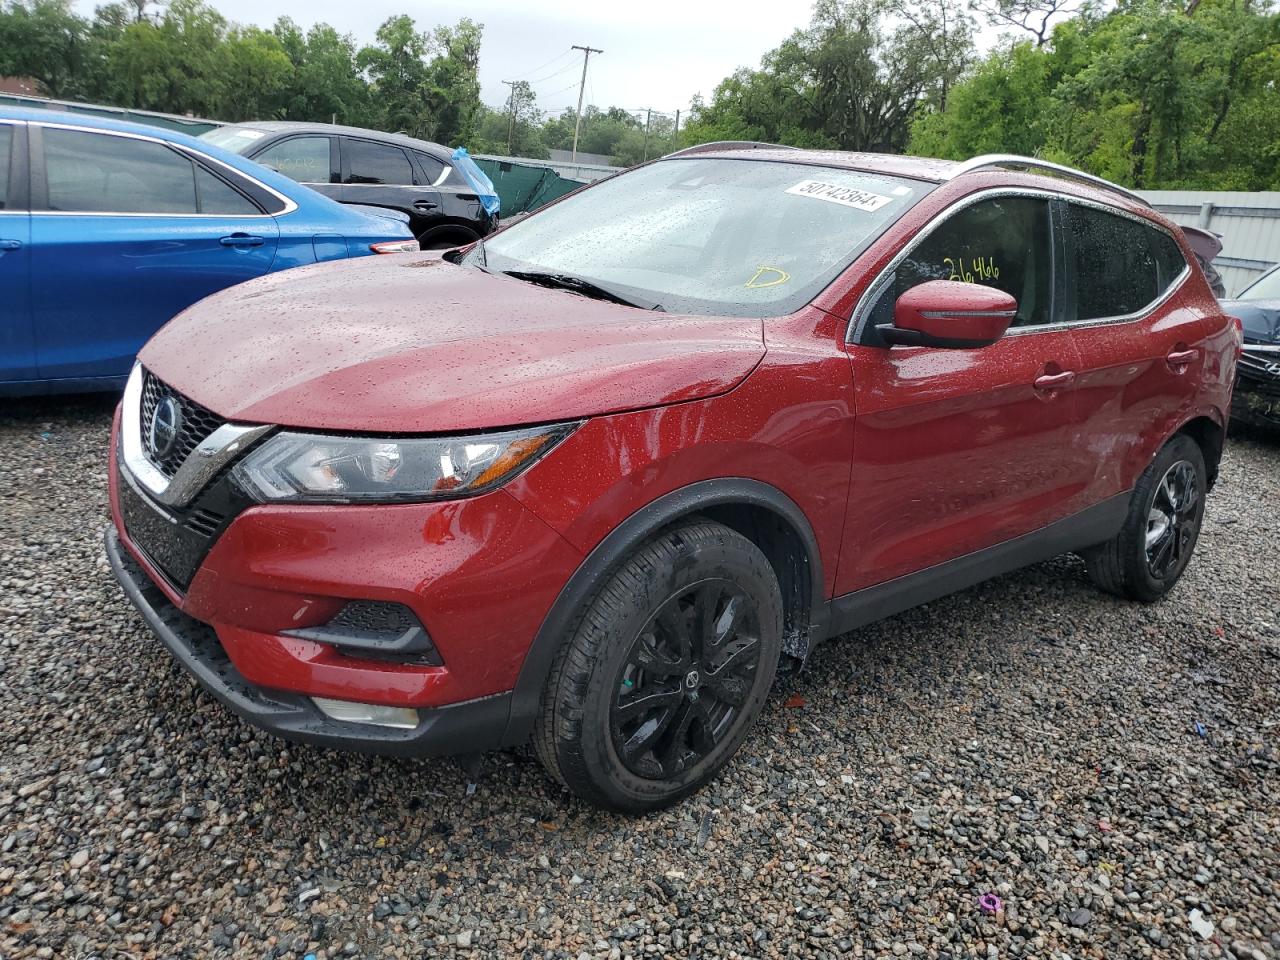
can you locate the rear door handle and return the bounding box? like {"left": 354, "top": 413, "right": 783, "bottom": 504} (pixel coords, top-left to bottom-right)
{"left": 1167, "top": 348, "right": 1199, "bottom": 367}
{"left": 0, "top": 239, "right": 22, "bottom": 250}
{"left": 220, "top": 234, "right": 265, "bottom": 247}
{"left": 413, "top": 200, "right": 440, "bottom": 210}
{"left": 1034, "top": 370, "right": 1076, "bottom": 391}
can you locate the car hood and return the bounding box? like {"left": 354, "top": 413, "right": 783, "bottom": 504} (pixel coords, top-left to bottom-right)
{"left": 1221, "top": 298, "right": 1280, "bottom": 344}
{"left": 140, "top": 255, "right": 765, "bottom": 433}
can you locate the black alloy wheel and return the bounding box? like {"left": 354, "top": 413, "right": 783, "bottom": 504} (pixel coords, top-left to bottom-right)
{"left": 535, "top": 520, "right": 783, "bottom": 812}
{"left": 610, "top": 579, "right": 763, "bottom": 780}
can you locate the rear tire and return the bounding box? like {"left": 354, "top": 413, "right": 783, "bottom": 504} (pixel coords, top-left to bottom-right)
{"left": 534, "top": 520, "right": 783, "bottom": 813}
{"left": 1083, "top": 434, "right": 1206, "bottom": 602}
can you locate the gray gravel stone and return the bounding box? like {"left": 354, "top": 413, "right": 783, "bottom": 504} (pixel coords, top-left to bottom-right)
{"left": 2, "top": 396, "right": 1278, "bottom": 960}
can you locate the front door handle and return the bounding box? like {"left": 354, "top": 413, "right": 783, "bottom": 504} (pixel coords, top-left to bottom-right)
{"left": 1034, "top": 370, "right": 1076, "bottom": 391}
{"left": 0, "top": 239, "right": 22, "bottom": 250}
{"left": 220, "top": 234, "right": 265, "bottom": 247}
{"left": 1167, "top": 347, "right": 1199, "bottom": 368}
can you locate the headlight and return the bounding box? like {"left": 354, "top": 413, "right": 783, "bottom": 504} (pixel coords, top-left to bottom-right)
{"left": 230, "top": 423, "right": 576, "bottom": 504}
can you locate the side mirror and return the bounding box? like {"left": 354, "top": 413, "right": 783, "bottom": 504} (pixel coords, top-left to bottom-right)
{"left": 877, "top": 280, "right": 1017, "bottom": 349}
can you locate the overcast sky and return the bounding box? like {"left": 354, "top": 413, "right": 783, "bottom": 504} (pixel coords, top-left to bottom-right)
{"left": 76, "top": 0, "right": 820, "bottom": 120}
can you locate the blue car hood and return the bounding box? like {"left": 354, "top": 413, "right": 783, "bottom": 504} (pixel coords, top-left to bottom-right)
{"left": 1222, "top": 298, "right": 1280, "bottom": 344}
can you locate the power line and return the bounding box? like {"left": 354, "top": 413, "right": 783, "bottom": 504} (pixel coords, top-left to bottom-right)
{"left": 505, "top": 48, "right": 575, "bottom": 81}
{"left": 522, "top": 60, "right": 581, "bottom": 88}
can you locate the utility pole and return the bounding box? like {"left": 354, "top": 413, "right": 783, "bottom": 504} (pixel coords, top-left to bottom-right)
{"left": 642, "top": 108, "right": 652, "bottom": 162}
{"left": 570, "top": 45, "right": 602, "bottom": 162}
{"left": 672, "top": 109, "right": 680, "bottom": 150}
{"left": 502, "top": 80, "right": 517, "bottom": 155}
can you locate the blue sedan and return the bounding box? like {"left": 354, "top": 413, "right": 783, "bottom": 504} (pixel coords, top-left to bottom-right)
{"left": 0, "top": 108, "right": 416, "bottom": 395}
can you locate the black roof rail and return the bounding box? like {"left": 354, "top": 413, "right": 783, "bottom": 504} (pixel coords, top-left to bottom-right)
{"left": 947, "top": 154, "right": 1151, "bottom": 208}
{"left": 663, "top": 140, "right": 790, "bottom": 159}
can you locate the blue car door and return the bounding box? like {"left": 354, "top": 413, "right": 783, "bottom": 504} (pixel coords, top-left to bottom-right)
{"left": 29, "top": 123, "right": 281, "bottom": 383}
{"left": 0, "top": 119, "right": 33, "bottom": 384}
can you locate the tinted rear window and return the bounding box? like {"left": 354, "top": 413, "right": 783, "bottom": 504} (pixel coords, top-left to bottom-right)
{"left": 44, "top": 128, "right": 198, "bottom": 214}
{"left": 1068, "top": 204, "right": 1185, "bottom": 321}
{"left": 345, "top": 140, "right": 414, "bottom": 185}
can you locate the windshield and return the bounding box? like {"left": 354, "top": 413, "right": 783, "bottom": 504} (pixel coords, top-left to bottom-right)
{"left": 468, "top": 157, "right": 928, "bottom": 317}
{"left": 199, "top": 126, "right": 268, "bottom": 155}
{"left": 1240, "top": 266, "right": 1280, "bottom": 301}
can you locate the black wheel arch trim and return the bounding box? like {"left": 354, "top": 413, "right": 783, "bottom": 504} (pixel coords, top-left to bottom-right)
{"left": 416, "top": 222, "right": 482, "bottom": 246}
{"left": 503, "top": 478, "right": 827, "bottom": 745}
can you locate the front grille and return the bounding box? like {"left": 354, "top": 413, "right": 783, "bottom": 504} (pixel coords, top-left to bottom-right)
{"left": 185, "top": 508, "right": 226, "bottom": 538}
{"left": 1239, "top": 348, "right": 1280, "bottom": 394}
{"left": 140, "top": 370, "right": 229, "bottom": 477}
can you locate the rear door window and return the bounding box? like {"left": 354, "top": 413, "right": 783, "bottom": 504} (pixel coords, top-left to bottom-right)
{"left": 43, "top": 127, "right": 198, "bottom": 214}
{"left": 254, "top": 136, "right": 332, "bottom": 183}
{"left": 345, "top": 139, "right": 414, "bottom": 185}
{"left": 1066, "top": 204, "right": 1185, "bottom": 320}
{"left": 0, "top": 125, "right": 11, "bottom": 208}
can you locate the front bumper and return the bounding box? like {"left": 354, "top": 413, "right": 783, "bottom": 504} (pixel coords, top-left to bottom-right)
{"left": 106, "top": 395, "right": 586, "bottom": 755}
{"left": 1232, "top": 347, "right": 1280, "bottom": 428}
{"left": 106, "top": 527, "right": 514, "bottom": 757}
{"left": 1232, "top": 378, "right": 1280, "bottom": 428}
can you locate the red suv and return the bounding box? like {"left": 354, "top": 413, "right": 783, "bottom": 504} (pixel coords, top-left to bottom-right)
{"left": 106, "top": 146, "right": 1239, "bottom": 812}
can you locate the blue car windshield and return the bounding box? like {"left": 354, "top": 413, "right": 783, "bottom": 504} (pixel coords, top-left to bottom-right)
{"left": 468, "top": 157, "right": 928, "bottom": 318}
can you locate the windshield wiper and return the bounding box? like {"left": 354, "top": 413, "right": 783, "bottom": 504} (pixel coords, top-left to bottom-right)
{"left": 502, "top": 270, "right": 664, "bottom": 311}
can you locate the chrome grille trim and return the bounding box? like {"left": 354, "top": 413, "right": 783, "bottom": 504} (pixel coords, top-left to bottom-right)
{"left": 121, "top": 364, "right": 272, "bottom": 508}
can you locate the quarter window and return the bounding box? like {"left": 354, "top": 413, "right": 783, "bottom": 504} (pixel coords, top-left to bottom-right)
{"left": 254, "top": 136, "right": 331, "bottom": 183}
{"left": 345, "top": 139, "right": 414, "bottom": 185}
{"left": 415, "top": 151, "right": 446, "bottom": 183}
{"left": 1066, "top": 204, "right": 1185, "bottom": 320}
{"left": 0, "top": 125, "right": 11, "bottom": 209}
{"left": 194, "top": 166, "right": 260, "bottom": 216}
{"left": 870, "top": 195, "right": 1054, "bottom": 330}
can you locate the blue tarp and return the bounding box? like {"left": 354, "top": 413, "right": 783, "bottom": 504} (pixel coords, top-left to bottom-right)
{"left": 451, "top": 147, "right": 500, "bottom": 216}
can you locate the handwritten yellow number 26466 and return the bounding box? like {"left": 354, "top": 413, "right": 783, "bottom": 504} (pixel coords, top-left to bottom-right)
{"left": 943, "top": 256, "right": 1000, "bottom": 283}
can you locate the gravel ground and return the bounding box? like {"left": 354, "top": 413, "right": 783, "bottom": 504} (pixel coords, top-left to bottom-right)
{"left": 1, "top": 395, "right": 1278, "bottom": 960}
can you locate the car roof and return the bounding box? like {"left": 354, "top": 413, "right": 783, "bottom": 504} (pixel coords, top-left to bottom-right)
{"left": 665, "top": 144, "right": 961, "bottom": 183}
{"left": 218, "top": 121, "right": 453, "bottom": 160}
{"left": 0, "top": 105, "right": 207, "bottom": 141}
{"left": 663, "top": 142, "right": 1160, "bottom": 221}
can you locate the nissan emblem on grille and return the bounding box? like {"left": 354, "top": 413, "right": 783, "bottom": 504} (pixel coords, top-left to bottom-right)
{"left": 138, "top": 370, "right": 231, "bottom": 478}
{"left": 149, "top": 396, "right": 183, "bottom": 460}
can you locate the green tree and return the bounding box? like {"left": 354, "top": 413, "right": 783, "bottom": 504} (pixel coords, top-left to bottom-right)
{"left": 0, "top": 0, "right": 92, "bottom": 98}
{"left": 911, "top": 0, "right": 1280, "bottom": 189}
{"left": 473, "top": 80, "right": 546, "bottom": 156}
{"left": 681, "top": 0, "right": 975, "bottom": 153}
{"left": 357, "top": 14, "right": 483, "bottom": 144}
{"left": 272, "top": 18, "right": 370, "bottom": 125}
{"left": 99, "top": 0, "right": 230, "bottom": 117}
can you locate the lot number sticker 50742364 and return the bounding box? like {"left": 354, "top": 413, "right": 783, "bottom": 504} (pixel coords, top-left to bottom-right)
{"left": 785, "top": 180, "right": 894, "bottom": 212}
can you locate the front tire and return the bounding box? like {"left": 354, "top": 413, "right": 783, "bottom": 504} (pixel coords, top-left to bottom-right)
{"left": 1083, "top": 434, "right": 1207, "bottom": 602}
{"left": 534, "top": 520, "right": 783, "bottom": 813}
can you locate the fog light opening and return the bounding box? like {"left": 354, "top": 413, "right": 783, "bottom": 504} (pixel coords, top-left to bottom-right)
{"left": 311, "top": 696, "right": 420, "bottom": 730}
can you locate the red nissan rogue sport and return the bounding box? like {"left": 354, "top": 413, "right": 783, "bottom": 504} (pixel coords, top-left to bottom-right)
{"left": 107, "top": 145, "right": 1239, "bottom": 812}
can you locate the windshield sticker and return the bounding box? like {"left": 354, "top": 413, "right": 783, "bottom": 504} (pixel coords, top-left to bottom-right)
{"left": 786, "top": 180, "right": 894, "bottom": 212}
{"left": 891, "top": 185, "right": 913, "bottom": 196}
{"left": 746, "top": 265, "right": 791, "bottom": 288}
